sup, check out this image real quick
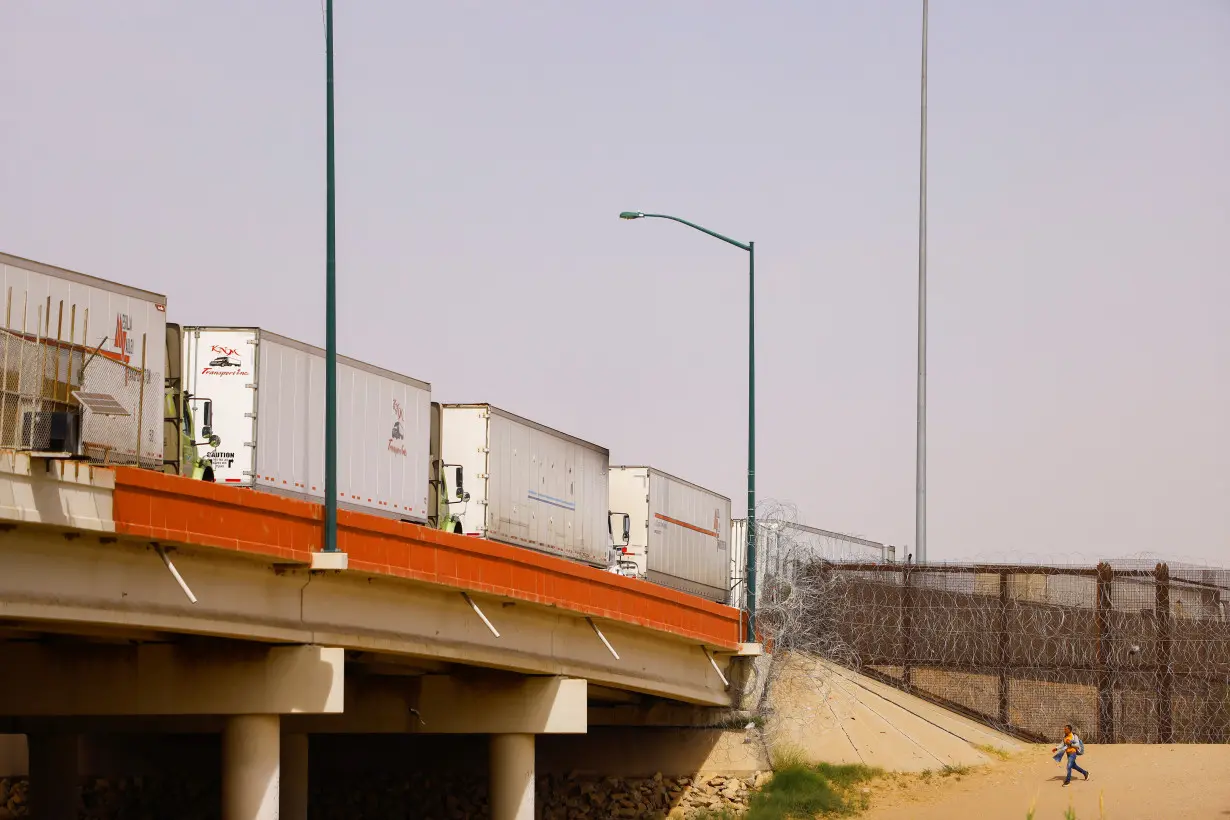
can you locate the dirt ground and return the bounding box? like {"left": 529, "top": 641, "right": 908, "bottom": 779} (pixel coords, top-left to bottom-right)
{"left": 858, "top": 744, "right": 1230, "bottom": 820}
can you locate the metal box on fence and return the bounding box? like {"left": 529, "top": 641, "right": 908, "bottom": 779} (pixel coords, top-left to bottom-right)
{"left": 609, "top": 466, "right": 732, "bottom": 603}
{"left": 181, "top": 327, "right": 432, "bottom": 522}
{"left": 438, "top": 403, "right": 610, "bottom": 567}
{"left": 21, "top": 409, "right": 83, "bottom": 456}
{"left": 0, "top": 251, "right": 167, "bottom": 467}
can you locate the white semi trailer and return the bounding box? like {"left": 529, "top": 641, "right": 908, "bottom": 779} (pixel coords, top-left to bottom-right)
{"left": 175, "top": 326, "right": 432, "bottom": 522}
{"left": 608, "top": 466, "right": 732, "bottom": 603}
{"left": 730, "top": 519, "right": 897, "bottom": 609}
{"left": 437, "top": 403, "right": 613, "bottom": 567}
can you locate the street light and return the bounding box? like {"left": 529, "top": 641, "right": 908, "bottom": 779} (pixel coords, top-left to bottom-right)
{"left": 324, "top": 0, "right": 339, "bottom": 555}
{"left": 618, "top": 211, "right": 759, "bottom": 638}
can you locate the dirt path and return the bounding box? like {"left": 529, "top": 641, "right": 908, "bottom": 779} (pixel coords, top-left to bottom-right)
{"left": 859, "top": 744, "right": 1230, "bottom": 820}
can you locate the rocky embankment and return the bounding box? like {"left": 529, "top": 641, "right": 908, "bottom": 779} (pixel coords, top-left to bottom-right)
{"left": 0, "top": 770, "right": 770, "bottom": 819}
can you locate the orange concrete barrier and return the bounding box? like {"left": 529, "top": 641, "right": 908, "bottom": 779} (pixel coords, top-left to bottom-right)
{"left": 112, "top": 469, "right": 741, "bottom": 649}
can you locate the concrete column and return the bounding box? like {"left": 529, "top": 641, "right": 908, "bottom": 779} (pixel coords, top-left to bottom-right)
{"left": 222, "top": 715, "right": 280, "bottom": 820}
{"left": 489, "top": 733, "right": 535, "bottom": 820}
{"left": 280, "top": 733, "right": 309, "bottom": 820}
{"left": 0, "top": 734, "right": 28, "bottom": 778}
{"left": 27, "top": 733, "right": 78, "bottom": 820}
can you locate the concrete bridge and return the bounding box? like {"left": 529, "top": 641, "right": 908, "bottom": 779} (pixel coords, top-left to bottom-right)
{"left": 0, "top": 453, "right": 759, "bottom": 819}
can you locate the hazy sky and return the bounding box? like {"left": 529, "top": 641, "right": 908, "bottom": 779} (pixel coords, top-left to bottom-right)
{"left": 3, "top": 2, "right": 1227, "bottom": 565}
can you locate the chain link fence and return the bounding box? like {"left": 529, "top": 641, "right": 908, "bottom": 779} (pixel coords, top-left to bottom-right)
{"left": 0, "top": 328, "right": 162, "bottom": 468}
{"left": 797, "top": 558, "right": 1230, "bottom": 744}
{"left": 730, "top": 501, "right": 896, "bottom": 610}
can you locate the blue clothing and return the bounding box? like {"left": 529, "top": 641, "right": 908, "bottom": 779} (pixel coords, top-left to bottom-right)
{"left": 1064, "top": 753, "right": 1088, "bottom": 784}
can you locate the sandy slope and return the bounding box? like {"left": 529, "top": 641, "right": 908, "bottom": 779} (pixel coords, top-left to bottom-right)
{"left": 859, "top": 744, "right": 1230, "bottom": 820}
{"left": 764, "top": 655, "right": 1023, "bottom": 772}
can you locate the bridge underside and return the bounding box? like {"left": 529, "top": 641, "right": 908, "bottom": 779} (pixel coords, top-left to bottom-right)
{"left": 0, "top": 473, "right": 760, "bottom": 818}
{"left": 0, "top": 526, "right": 737, "bottom": 706}
{"left": 0, "top": 456, "right": 756, "bottom": 819}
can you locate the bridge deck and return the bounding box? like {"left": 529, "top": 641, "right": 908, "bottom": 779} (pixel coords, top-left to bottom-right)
{"left": 113, "top": 468, "right": 742, "bottom": 650}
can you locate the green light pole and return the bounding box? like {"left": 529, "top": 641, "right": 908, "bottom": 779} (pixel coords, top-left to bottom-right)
{"left": 323, "top": 0, "right": 339, "bottom": 553}
{"left": 618, "top": 211, "right": 757, "bottom": 638}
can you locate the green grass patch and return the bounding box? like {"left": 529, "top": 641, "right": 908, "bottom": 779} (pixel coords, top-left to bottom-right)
{"left": 767, "top": 743, "right": 809, "bottom": 770}
{"left": 940, "top": 764, "right": 972, "bottom": 777}
{"left": 975, "top": 743, "right": 1012, "bottom": 761}
{"left": 813, "top": 763, "right": 882, "bottom": 791}
{"left": 731, "top": 762, "right": 883, "bottom": 819}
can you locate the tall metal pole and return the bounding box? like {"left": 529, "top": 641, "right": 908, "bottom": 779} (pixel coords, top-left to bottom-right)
{"left": 324, "top": 0, "right": 339, "bottom": 553}
{"left": 746, "top": 241, "right": 757, "bottom": 638}
{"left": 616, "top": 211, "right": 756, "bottom": 632}
{"left": 914, "top": 0, "right": 929, "bottom": 565}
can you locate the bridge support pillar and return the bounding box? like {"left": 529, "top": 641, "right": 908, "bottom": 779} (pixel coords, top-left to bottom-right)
{"left": 222, "top": 715, "right": 280, "bottom": 820}
{"left": 28, "top": 732, "right": 78, "bottom": 820}
{"left": 280, "top": 733, "right": 309, "bottom": 820}
{"left": 490, "top": 732, "right": 535, "bottom": 820}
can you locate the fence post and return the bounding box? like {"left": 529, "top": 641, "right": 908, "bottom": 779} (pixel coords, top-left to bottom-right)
{"left": 1155, "top": 562, "right": 1173, "bottom": 743}
{"left": 1096, "top": 561, "right": 1114, "bottom": 743}
{"left": 998, "top": 572, "right": 1009, "bottom": 728}
{"left": 902, "top": 565, "right": 913, "bottom": 691}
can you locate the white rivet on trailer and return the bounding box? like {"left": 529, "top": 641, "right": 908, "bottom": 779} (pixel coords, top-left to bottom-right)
{"left": 462, "top": 592, "right": 500, "bottom": 638}
{"left": 586, "top": 617, "right": 620, "bottom": 660}
{"left": 154, "top": 545, "right": 197, "bottom": 604}
{"left": 702, "top": 646, "right": 729, "bottom": 688}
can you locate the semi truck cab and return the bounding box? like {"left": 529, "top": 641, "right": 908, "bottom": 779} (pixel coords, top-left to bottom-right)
{"left": 607, "top": 511, "right": 635, "bottom": 576}
{"left": 164, "top": 323, "right": 219, "bottom": 481}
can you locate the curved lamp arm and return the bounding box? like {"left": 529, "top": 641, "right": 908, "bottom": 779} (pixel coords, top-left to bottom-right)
{"left": 619, "top": 211, "right": 751, "bottom": 252}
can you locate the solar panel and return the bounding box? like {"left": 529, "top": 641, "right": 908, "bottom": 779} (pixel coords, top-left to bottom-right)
{"left": 72, "top": 391, "right": 130, "bottom": 416}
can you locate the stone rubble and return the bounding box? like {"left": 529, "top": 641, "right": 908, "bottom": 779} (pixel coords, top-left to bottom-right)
{"left": 0, "top": 778, "right": 26, "bottom": 820}
{"left": 0, "top": 770, "right": 769, "bottom": 819}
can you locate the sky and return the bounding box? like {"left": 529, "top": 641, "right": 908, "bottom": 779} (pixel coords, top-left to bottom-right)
{"left": 2, "top": 1, "right": 1227, "bottom": 565}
